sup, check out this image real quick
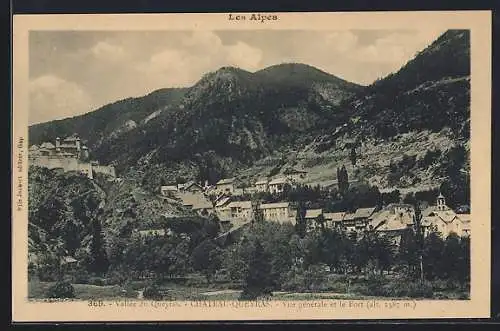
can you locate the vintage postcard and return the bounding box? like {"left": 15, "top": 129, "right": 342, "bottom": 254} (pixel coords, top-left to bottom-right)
{"left": 12, "top": 11, "right": 491, "bottom": 322}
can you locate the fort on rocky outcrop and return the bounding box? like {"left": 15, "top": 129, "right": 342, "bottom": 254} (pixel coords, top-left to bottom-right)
{"left": 28, "top": 134, "right": 115, "bottom": 179}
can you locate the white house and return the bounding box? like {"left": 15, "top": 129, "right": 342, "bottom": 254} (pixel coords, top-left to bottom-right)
{"left": 268, "top": 177, "right": 290, "bottom": 194}
{"left": 305, "top": 209, "right": 323, "bottom": 231}
{"left": 160, "top": 185, "right": 178, "bottom": 196}
{"left": 255, "top": 179, "right": 269, "bottom": 192}
{"left": 324, "top": 212, "right": 346, "bottom": 228}
{"left": 260, "top": 202, "right": 297, "bottom": 224}
{"left": 227, "top": 200, "right": 254, "bottom": 221}
{"left": 215, "top": 178, "right": 236, "bottom": 195}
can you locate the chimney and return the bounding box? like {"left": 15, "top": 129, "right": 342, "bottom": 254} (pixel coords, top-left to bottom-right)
{"left": 55, "top": 137, "right": 60, "bottom": 148}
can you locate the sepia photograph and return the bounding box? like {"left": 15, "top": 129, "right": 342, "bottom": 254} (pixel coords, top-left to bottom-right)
{"left": 12, "top": 12, "right": 491, "bottom": 321}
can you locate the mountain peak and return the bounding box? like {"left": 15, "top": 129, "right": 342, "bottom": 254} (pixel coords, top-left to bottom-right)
{"left": 255, "top": 62, "right": 361, "bottom": 89}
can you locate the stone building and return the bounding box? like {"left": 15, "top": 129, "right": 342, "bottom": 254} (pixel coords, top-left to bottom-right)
{"left": 260, "top": 202, "right": 297, "bottom": 224}
{"left": 421, "top": 193, "right": 471, "bottom": 238}
{"left": 28, "top": 134, "right": 115, "bottom": 179}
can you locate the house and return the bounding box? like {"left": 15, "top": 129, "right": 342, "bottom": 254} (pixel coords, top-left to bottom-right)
{"left": 178, "top": 192, "right": 214, "bottom": 216}
{"left": 352, "top": 207, "right": 377, "bottom": 231}
{"left": 60, "top": 256, "right": 78, "bottom": 274}
{"left": 227, "top": 200, "right": 254, "bottom": 221}
{"left": 284, "top": 168, "right": 308, "bottom": 182}
{"left": 260, "top": 202, "right": 297, "bottom": 224}
{"left": 342, "top": 213, "right": 357, "bottom": 233}
{"left": 457, "top": 213, "right": 471, "bottom": 237}
{"left": 369, "top": 205, "right": 415, "bottom": 246}
{"left": 255, "top": 179, "right": 269, "bottom": 192}
{"left": 268, "top": 177, "right": 290, "bottom": 194}
{"left": 304, "top": 209, "right": 323, "bottom": 231}
{"left": 137, "top": 229, "right": 166, "bottom": 238}
{"left": 214, "top": 197, "right": 232, "bottom": 221}
{"left": 160, "top": 185, "right": 178, "bottom": 196}
{"left": 216, "top": 178, "right": 236, "bottom": 195}
{"left": 324, "top": 212, "right": 345, "bottom": 228}
{"left": 181, "top": 181, "right": 204, "bottom": 193}
{"left": 420, "top": 193, "right": 467, "bottom": 238}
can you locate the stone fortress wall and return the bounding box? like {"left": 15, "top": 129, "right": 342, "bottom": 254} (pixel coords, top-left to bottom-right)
{"left": 28, "top": 134, "right": 116, "bottom": 179}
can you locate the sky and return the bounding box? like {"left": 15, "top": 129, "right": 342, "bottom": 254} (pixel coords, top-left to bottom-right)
{"left": 29, "top": 29, "right": 445, "bottom": 125}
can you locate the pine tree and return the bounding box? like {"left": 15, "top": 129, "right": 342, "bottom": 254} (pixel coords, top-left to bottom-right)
{"left": 295, "top": 201, "right": 307, "bottom": 238}
{"left": 337, "top": 165, "right": 349, "bottom": 195}
{"left": 240, "top": 240, "right": 273, "bottom": 300}
{"left": 191, "top": 239, "right": 222, "bottom": 283}
{"left": 414, "top": 203, "right": 425, "bottom": 283}
{"left": 89, "top": 213, "right": 109, "bottom": 275}
{"left": 349, "top": 148, "right": 357, "bottom": 166}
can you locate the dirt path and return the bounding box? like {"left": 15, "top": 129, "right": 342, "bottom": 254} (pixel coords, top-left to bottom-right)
{"left": 200, "top": 289, "right": 241, "bottom": 296}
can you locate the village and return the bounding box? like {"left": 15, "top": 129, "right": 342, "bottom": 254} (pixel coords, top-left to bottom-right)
{"left": 27, "top": 135, "right": 471, "bottom": 250}
{"left": 157, "top": 169, "right": 471, "bottom": 247}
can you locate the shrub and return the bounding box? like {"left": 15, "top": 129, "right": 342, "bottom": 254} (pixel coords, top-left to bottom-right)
{"left": 380, "top": 280, "right": 433, "bottom": 298}
{"left": 403, "top": 281, "right": 434, "bottom": 298}
{"left": 282, "top": 271, "right": 307, "bottom": 292}
{"left": 358, "top": 275, "right": 390, "bottom": 296}
{"left": 143, "top": 285, "right": 163, "bottom": 300}
{"left": 73, "top": 271, "right": 90, "bottom": 284}
{"left": 46, "top": 281, "right": 75, "bottom": 299}
{"left": 105, "top": 270, "right": 128, "bottom": 286}
{"left": 88, "top": 277, "right": 105, "bottom": 286}
{"left": 303, "top": 264, "right": 329, "bottom": 291}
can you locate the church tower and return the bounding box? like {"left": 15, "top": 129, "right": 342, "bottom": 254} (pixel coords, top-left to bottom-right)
{"left": 436, "top": 193, "right": 448, "bottom": 211}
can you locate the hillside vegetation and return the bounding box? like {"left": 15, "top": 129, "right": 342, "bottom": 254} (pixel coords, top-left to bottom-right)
{"left": 28, "top": 30, "right": 470, "bottom": 196}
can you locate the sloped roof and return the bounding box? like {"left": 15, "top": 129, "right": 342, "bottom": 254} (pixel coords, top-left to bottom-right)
{"left": 215, "top": 197, "right": 231, "bottom": 207}
{"left": 161, "top": 185, "right": 178, "bottom": 191}
{"left": 29, "top": 145, "right": 39, "bottom": 151}
{"left": 269, "top": 177, "right": 288, "bottom": 185}
{"left": 217, "top": 178, "right": 235, "bottom": 185}
{"left": 40, "top": 142, "right": 55, "bottom": 149}
{"left": 372, "top": 211, "right": 413, "bottom": 232}
{"left": 421, "top": 215, "right": 441, "bottom": 227}
{"left": 305, "top": 209, "right": 323, "bottom": 219}
{"left": 178, "top": 192, "right": 213, "bottom": 210}
{"left": 260, "top": 202, "right": 290, "bottom": 209}
{"left": 184, "top": 181, "right": 203, "bottom": 190}
{"left": 434, "top": 210, "right": 457, "bottom": 224}
{"left": 324, "top": 212, "right": 345, "bottom": 222}
{"left": 375, "top": 220, "right": 410, "bottom": 232}
{"left": 385, "top": 203, "right": 414, "bottom": 210}
{"left": 228, "top": 201, "right": 252, "bottom": 209}
{"left": 255, "top": 179, "right": 268, "bottom": 185}
{"left": 354, "top": 207, "right": 377, "bottom": 219}
{"left": 343, "top": 213, "right": 356, "bottom": 221}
